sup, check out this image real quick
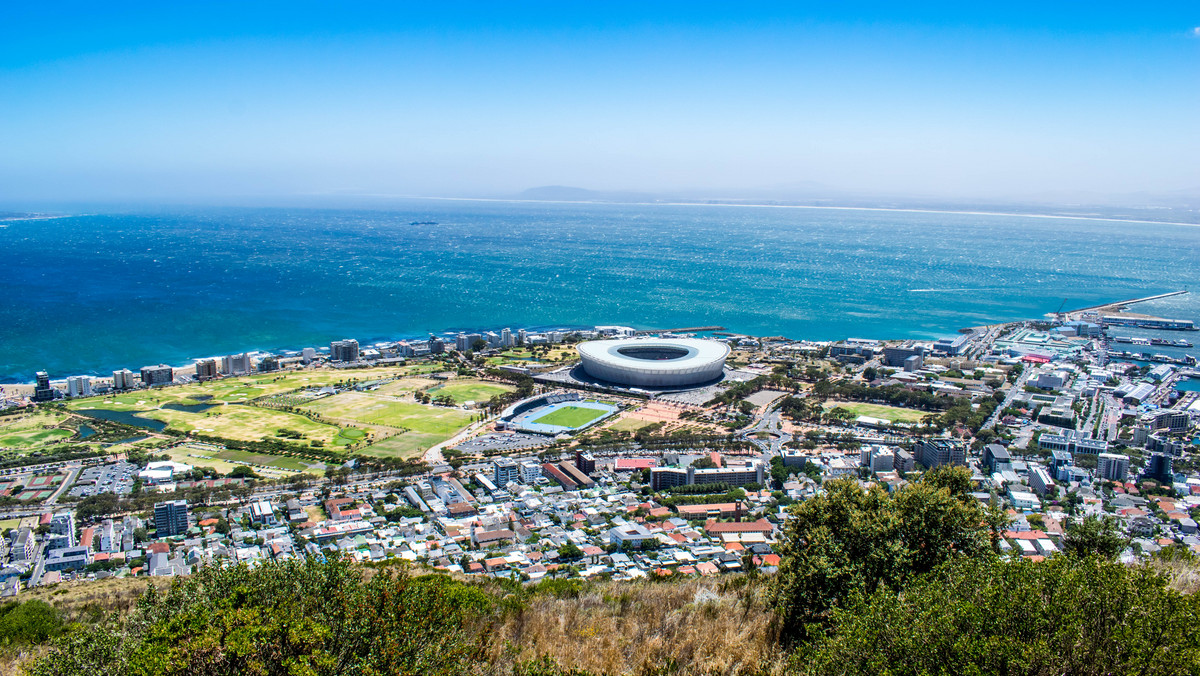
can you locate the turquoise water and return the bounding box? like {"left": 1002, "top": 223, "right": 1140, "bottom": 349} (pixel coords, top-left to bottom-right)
{"left": 74, "top": 408, "right": 168, "bottom": 432}
{"left": 2, "top": 200, "right": 1199, "bottom": 383}
{"left": 1177, "top": 379, "right": 1200, "bottom": 393}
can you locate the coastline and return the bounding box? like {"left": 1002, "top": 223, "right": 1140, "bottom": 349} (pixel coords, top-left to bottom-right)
{"left": 3, "top": 290, "right": 1190, "bottom": 387}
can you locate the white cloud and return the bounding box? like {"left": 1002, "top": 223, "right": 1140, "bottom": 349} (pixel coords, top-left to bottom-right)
{"left": 1192, "top": 26, "right": 1200, "bottom": 37}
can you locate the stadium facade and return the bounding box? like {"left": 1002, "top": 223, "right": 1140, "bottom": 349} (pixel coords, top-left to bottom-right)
{"left": 576, "top": 337, "right": 729, "bottom": 388}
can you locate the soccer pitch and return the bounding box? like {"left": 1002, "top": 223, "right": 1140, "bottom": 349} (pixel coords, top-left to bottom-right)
{"left": 531, "top": 405, "right": 609, "bottom": 429}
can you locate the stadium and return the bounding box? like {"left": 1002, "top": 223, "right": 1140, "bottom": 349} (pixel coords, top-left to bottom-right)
{"left": 501, "top": 392, "right": 620, "bottom": 435}
{"left": 576, "top": 337, "right": 729, "bottom": 388}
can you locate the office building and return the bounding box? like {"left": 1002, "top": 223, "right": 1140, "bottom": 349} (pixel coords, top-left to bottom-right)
{"left": 66, "top": 375, "right": 92, "bottom": 398}
{"left": 915, "top": 439, "right": 966, "bottom": 469}
{"left": 330, "top": 339, "right": 360, "bottom": 363}
{"left": 1029, "top": 467, "right": 1055, "bottom": 496}
{"left": 112, "top": 369, "right": 136, "bottom": 390}
{"left": 33, "top": 371, "right": 55, "bottom": 402}
{"left": 1144, "top": 453, "right": 1174, "bottom": 483}
{"left": 140, "top": 364, "right": 174, "bottom": 387}
{"left": 650, "top": 460, "right": 765, "bottom": 491}
{"left": 1049, "top": 450, "right": 1074, "bottom": 480}
{"left": 154, "top": 500, "right": 190, "bottom": 538}
{"left": 1038, "top": 430, "right": 1107, "bottom": 455}
{"left": 493, "top": 458, "right": 520, "bottom": 486}
{"left": 933, "top": 333, "right": 971, "bottom": 355}
{"left": 883, "top": 345, "right": 925, "bottom": 368}
{"left": 194, "top": 359, "right": 218, "bottom": 381}
{"left": 982, "top": 444, "right": 1012, "bottom": 474}
{"left": 1096, "top": 453, "right": 1130, "bottom": 482}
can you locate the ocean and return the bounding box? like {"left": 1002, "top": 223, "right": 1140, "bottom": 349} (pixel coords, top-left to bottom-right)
{"left": 2, "top": 200, "right": 1199, "bottom": 383}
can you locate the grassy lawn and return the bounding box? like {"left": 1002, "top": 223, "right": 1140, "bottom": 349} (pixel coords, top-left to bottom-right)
{"left": 428, "top": 378, "right": 514, "bottom": 405}
{"left": 0, "top": 411, "right": 74, "bottom": 449}
{"left": 607, "top": 416, "right": 655, "bottom": 433}
{"left": 823, "top": 401, "right": 928, "bottom": 423}
{"left": 176, "top": 406, "right": 341, "bottom": 444}
{"left": 165, "top": 445, "right": 320, "bottom": 475}
{"left": 532, "top": 405, "right": 609, "bottom": 428}
{"left": 375, "top": 377, "right": 439, "bottom": 397}
{"left": 304, "top": 393, "right": 472, "bottom": 434}
{"left": 360, "top": 432, "right": 443, "bottom": 459}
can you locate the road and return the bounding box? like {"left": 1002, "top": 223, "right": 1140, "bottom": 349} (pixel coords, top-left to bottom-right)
{"left": 982, "top": 367, "right": 1030, "bottom": 431}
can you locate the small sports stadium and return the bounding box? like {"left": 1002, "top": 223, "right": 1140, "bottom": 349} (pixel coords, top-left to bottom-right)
{"left": 501, "top": 392, "right": 619, "bottom": 436}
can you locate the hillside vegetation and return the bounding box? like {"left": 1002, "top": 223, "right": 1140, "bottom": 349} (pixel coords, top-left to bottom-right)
{"left": 8, "top": 467, "right": 1200, "bottom": 676}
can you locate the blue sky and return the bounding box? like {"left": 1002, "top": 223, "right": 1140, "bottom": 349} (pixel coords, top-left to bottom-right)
{"left": 1, "top": 3, "right": 1198, "bottom": 202}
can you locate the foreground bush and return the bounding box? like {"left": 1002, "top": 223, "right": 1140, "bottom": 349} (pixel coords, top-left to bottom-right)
{"left": 772, "top": 466, "right": 1004, "bottom": 641}
{"left": 26, "top": 556, "right": 494, "bottom": 676}
{"left": 803, "top": 555, "right": 1200, "bottom": 676}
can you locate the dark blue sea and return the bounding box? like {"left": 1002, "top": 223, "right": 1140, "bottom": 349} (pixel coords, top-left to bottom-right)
{"left": 2, "top": 200, "right": 1199, "bottom": 383}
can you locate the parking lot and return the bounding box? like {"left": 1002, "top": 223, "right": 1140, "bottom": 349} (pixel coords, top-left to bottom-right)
{"left": 67, "top": 461, "right": 137, "bottom": 498}
{"left": 453, "top": 432, "right": 548, "bottom": 454}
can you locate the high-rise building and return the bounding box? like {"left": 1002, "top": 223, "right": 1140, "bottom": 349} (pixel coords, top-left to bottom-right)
{"left": 257, "top": 355, "right": 279, "bottom": 372}
{"left": 112, "top": 369, "right": 136, "bottom": 390}
{"left": 428, "top": 336, "right": 445, "bottom": 354}
{"left": 221, "top": 352, "right": 252, "bottom": 374}
{"left": 493, "top": 458, "right": 521, "bottom": 486}
{"left": 1144, "top": 453, "right": 1174, "bottom": 483}
{"left": 916, "top": 439, "right": 966, "bottom": 469}
{"left": 330, "top": 339, "right": 360, "bottom": 362}
{"left": 501, "top": 328, "right": 513, "bottom": 348}
{"left": 154, "top": 500, "right": 190, "bottom": 538}
{"left": 517, "top": 329, "right": 527, "bottom": 345}
{"left": 575, "top": 450, "right": 596, "bottom": 476}
{"left": 301, "top": 347, "right": 317, "bottom": 364}
{"left": 33, "top": 371, "right": 55, "bottom": 402}
{"left": 194, "top": 359, "right": 218, "bottom": 381}
{"left": 1096, "top": 453, "right": 1130, "bottom": 482}
{"left": 455, "top": 333, "right": 469, "bottom": 351}
{"left": 140, "top": 364, "right": 174, "bottom": 387}
{"left": 485, "top": 331, "right": 501, "bottom": 347}
{"left": 66, "top": 376, "right": 92, "bottom": 398}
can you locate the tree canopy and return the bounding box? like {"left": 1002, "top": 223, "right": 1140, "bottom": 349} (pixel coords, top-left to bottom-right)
{"left": 772, "top": 465, "right": 1005, "bottom": 641}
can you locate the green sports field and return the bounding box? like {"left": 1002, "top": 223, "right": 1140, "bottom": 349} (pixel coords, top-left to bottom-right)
{"left": 823, "top": 401, "right": 928, "bottom": 423}
{"left": 532, "top": 405, "right": 610, "bottom": 429}
{"left": 428, "top": 379, "right": 514, "bottom": 405}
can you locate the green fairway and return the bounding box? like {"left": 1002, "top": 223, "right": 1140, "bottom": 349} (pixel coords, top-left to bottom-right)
{"left": 166, "top": 444, "right": 320, "bottom": 475}
{"left": 0, "top": 411, "right": 74, "bottom": 449}
{"left": 823, "top": 401, "right": 928, "bottom": 423}
{"left": 303, "top": 393, "right": 472, "bottom": 434}
{"left": 428, "top": 378, "right": 514, "bottom": 405}
{"left": 532, "top": 405, "right": 609, "bottom": 428}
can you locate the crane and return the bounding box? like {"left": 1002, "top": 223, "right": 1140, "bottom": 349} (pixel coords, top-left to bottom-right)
{"left": 1054, "top": 298, "right": 1068, "bottom": 322}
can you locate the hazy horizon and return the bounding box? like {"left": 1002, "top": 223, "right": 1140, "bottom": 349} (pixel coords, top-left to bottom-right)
{"left": 3, "top": 3, "right": 1199, "bottom": 204}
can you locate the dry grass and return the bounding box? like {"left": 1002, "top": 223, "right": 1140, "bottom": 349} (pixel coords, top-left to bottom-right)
{"left": 0, "top": 576, "right": 170, "bottom": 676}
{"left": 1150, "top": 556, "right": 1200, "bottom": 594}
{"left": 486, "top": 576, "right": 786, "bottom": 676}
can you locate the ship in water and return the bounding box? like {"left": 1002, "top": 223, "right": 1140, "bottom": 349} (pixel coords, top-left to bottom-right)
{"left": 1109, "top": 335, "right": 1193, "bottom": 348}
